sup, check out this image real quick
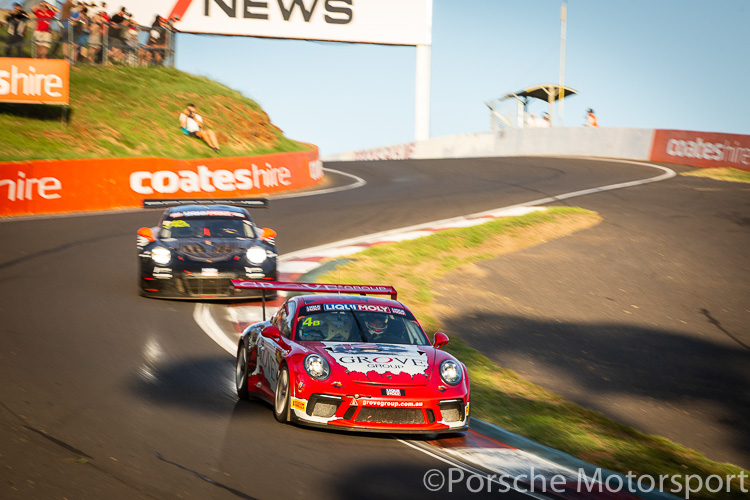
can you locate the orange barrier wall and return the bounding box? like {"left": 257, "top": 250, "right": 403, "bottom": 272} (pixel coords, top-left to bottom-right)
{"left": 0, "top": 148, "right": 323, "bottom": 217}
{"left": 650, "top": 130, "right": 750, "bottom": 171}
{"left": 0, "top": 58, "right": 70, "bottom": 105}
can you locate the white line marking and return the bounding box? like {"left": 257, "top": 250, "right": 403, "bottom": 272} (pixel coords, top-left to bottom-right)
{"left": 398, "top": 439, "right": 547, "bottom": 499}
{"left": 281, "top": 160, "right": 674, "bottom": 261}
{"left": 193, "top": 304, "right": 236, "bottom": 354}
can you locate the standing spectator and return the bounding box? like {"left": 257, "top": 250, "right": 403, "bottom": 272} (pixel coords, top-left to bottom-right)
{"left": 60, "top": 0, "right": 75, "bottom": 59}
{"left": 541, "top": 112, "right": 552, "bottom": 127}
{"left": 71, "top": 5, "right": 91, "bottom": 63}
{"left": 585, "top": 108, "right": 599, "bottom": 127}
{"left": 98, "top": 2, "right": 110, "bottom": 22}
{"left": 31, "top": 1, "right": 59, "bottom": 59}
{"left": 107, "top": 6, "right": 128, "bottom": 60}
{"left": 5, "top": 3, "right": 29, "bottom": 57}
{"left": 122, "top": 24, "right": 139, "bottom": 65}
{"left": 88, "top": 9, "right": 105, "bottom": 63}
{"left": 179, "top": 104, "right": 221, "bottom": 152}
{"left": 145, "top": 15, "right": 168, "bottom": 65}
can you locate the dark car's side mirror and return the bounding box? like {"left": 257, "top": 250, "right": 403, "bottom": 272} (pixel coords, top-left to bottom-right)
{"left": 261, "top": 228, "right": 277, "bottom": 241}
{"left": 137, "top": 227, "right": 155, "bottom": 242}
{"left": 433, "top": 332, "right": 449, "bottom": 350}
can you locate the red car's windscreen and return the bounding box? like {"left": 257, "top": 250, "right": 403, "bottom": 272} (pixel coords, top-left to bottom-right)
{"left": 295, "top": 306, "right": 429, "bottom": 345}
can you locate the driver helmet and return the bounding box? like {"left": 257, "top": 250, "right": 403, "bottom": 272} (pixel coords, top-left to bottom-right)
{"left": 325, "top": 312, "right": 352, "bottom": 339}
{"left": 363, "top": 313, "right": 388, "bottom": 337}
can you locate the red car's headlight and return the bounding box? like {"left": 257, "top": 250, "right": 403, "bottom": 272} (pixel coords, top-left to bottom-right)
{"left": 304, "top": 354, "right": 330, "bottom": 380}
{"left": 440, "top": 359, "right": 463, "bottom": 385}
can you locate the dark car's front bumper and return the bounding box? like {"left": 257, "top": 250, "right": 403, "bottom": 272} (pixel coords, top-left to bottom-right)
{"left": 139, "top": 260, "right": 277, "bottom": 300}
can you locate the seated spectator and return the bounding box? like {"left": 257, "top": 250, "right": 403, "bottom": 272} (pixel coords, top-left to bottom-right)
{"left": 31, "top": 1, "right": 59, "bottom": 59}
{"left": 4, "top": 3, "right": 29, "bottom": 57}
{"left": 179, "top": 104, "right": 221, "bottom": 152}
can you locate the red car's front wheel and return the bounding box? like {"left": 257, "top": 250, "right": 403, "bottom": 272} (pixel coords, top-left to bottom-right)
{"left": 274, "top": 366, "right": 291, "bottom": 423}
{"left": 235, "top": 343, "right": 250, "bottom": 400}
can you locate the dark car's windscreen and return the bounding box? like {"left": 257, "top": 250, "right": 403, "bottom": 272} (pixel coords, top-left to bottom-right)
{"left": 295, "top": 306, "right": 430, "bottom": 345}
{"left": 160, "top": 216, "right": 256, "bottom": 239}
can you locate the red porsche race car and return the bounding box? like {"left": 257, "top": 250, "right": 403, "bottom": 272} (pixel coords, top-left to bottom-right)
{"left": 232, "top": 280, "right": 470, "bottom": 434}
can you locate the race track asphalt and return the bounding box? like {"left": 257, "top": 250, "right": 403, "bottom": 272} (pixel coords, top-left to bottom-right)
{"left": 0, "top": 156, "right": 746, "bottom": 499}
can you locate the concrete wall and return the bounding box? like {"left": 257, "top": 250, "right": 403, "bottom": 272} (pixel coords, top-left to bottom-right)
{"left": 325, "top": 127, "right": 656, "bottom": 163}
{"left": 326, "top": 127, "right": 750, "bottom": 172}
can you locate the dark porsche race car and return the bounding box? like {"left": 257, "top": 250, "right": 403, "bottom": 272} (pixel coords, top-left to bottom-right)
{"left": 233, "top": 280, "right": 470, "bottom": 434}
{"left": 137, "top": 200, "right": 278, "bottom": 299}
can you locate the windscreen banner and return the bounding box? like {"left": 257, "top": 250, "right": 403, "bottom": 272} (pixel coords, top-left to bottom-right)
{"left": 0, "top": 148, "right": 323, "bottom": 217}
{"left": 650, "top": 130, "right": 750, "bottom": 171}
{"left": 126, "top": 0, "right": 432, "bottom": 46}
{"left": 0, "top": 58, "right": 70, "bottom": 105}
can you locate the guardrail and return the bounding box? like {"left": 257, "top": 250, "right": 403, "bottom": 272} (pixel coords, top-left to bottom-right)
{"left": 324, "top": 128, "right": 750, "bottom": 172}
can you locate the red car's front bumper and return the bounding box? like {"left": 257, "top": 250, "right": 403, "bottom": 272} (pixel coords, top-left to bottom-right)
{"left": 288, "top": 384, "right": 469, "bottom": 434}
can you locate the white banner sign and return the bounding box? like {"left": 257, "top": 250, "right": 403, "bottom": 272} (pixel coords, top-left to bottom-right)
{"left": 126, "top": 0, "right": 432, "bottom": 46}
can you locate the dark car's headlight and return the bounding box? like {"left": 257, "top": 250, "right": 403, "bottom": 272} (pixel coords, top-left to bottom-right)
{"left": 304, "top": 354, "right": 330, "bottom": 380}
{"left": 440, "top": 359, "right": 463, "bottom": 385}
{"left": 151, "top": 246, "right": 171, "bottom": 265}
{"left": 246, "top": 246, "right": 267, "bottom": 265}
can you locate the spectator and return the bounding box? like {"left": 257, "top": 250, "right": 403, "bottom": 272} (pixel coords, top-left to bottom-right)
{"left": 541, "top": 112, "right": 551, "bottom": 127}
{"left": 31, "top": 1, "right": 59, "bottom": 59}
{"left": 70, "top": 5, "right": 91, "bottom": 63}
{"left": 107, "top": 5, "right": 128, "bottom": 61}
{"left": 145, "top": 15, "right": 168, "bottom": 65}
{"left": 60, "top": 0, "right": 74, "bottom": 59}
{"left": 4, "top": 3, "right": 29, "bottom": 57}
{"left": 179, "top": 104, "right": 221, "bottom": 152}
{"left": 122, "top": 24, "right": 139, "bottom": 65}
{"left": 87, "top": 9, "right": 105, "bottom": 63}
{"left": 585, "top": 108, "right": 599, "bottom": 127}
{"left": 98, "top": 2, "right": 110, "bottom": 22}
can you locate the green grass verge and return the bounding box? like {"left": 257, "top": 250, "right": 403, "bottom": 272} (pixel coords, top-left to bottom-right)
{"left": 314, "top": 207, "right": 749, "bottom": 500}
{"left": 0, "top": 66, "right": 309, "bottom": 161}
{"left": 681, "top": 168, "right": 750, "bottom": 184}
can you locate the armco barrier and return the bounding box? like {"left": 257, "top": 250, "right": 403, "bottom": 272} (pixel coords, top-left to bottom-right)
{"left": 325, "top": 127, "right": 750, "bottom": 172}
{"left": 0, "top": 148, "right": 323, "bottom": 218}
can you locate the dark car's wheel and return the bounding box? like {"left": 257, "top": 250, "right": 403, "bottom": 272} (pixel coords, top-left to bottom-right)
{"left": 236, "top": 342, "right": 250, "bottom": 400}
{"left": 274, "top": 366, "right": 291, "bottom": 423}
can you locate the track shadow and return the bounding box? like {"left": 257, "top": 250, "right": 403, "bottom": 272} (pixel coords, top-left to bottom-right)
{"left": 128, "top": 355, "right": 237, "bottom": 414}
{"left": 441, "top": 312, "right": 750, "bottom": 467}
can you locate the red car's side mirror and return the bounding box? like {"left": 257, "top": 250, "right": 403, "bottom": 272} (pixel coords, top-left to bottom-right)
{"left": 262, "top": 325, "right": 289, "bottom": 350}
{"left": 263, "top": 325, "right": 282, "bottom": 341}
{"left": 137, "top": 227, "right": 155, "bottom": 242}
{"left": 433, "top": 332, "right": 449, "bottom": 350}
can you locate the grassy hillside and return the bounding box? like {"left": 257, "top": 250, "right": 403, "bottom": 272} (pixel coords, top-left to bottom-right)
{"left": 0, "top": 66, "right": 309, "bottom": 162}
